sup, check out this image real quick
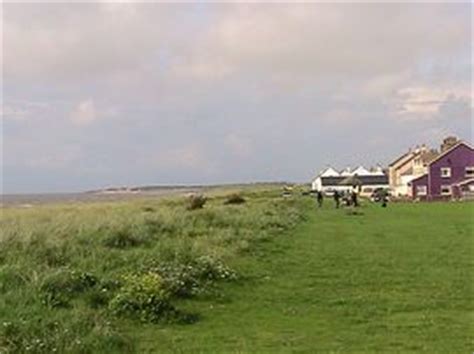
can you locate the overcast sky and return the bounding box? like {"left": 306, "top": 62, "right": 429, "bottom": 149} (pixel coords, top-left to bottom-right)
{"left": 1, "top": 2, "right": 472, "bottom": 193}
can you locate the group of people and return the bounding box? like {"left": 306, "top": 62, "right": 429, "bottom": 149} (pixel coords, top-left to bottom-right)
{"left": 316, "top": 189, "right": 358, "bottom": 209}
{"left": 315, "top": 186, "right": 388, "bottom": 209}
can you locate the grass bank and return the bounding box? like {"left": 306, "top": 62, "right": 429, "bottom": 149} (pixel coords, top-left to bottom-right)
{"left": 0, "top": 188, "right": 305, "bottom": 353}
{"left": 1, "top": 191, "right": 473, "bottom": 353}
{"left": 132, "top": 200, "right": 473, "bottom": 353}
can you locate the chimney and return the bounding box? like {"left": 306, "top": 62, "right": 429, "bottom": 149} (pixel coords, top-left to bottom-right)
{"left": 440, "top": 136, "right": 458, "bottom": 153}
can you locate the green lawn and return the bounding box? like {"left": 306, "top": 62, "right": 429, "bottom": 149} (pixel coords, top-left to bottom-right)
{"left": 131, "top": 200, "right": 474, "bottom": 353}
{"left": 1, "top": 192, "right": 473, "bottom": 353}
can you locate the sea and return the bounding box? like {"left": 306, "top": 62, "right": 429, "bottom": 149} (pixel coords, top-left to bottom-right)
{"left": 0, "top": 188, "right": 199, "bottom": 207}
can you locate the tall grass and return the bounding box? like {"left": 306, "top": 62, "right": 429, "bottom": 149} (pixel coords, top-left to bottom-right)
{"left": 0, "top": 189, "right": 306, "bottom": 353}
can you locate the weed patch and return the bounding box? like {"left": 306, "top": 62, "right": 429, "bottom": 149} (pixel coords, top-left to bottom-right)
{"left": 186, "top": 195, "right": 207, "bottom": 210}
{"left": 109, "top": 272, "right": 177, "bottom": 323}
{"left": 155, "top": 255, "right": 237, "bottom": 298}
{"left": 41, "top": 269, "right": 98, "bottom": 308}
{"left": 224, "top": 193, "right": 246, "bottom": 205}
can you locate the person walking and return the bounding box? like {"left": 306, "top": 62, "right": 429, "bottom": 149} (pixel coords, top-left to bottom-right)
{"left": 333, "top": 190, "right": 340, "bottom": 208}
{"left": 351, "top": 186, "right": 359, "bottom": 207}
{"left": 316, "top": 190, "right": 324, "bottom": 208}
{"left": 381, "top": 189, "right": 389, "bottom": 208}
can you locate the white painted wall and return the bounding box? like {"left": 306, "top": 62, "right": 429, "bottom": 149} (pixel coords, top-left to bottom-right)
{"left": 311, "top": 177, "right": 322, "bottom": 191}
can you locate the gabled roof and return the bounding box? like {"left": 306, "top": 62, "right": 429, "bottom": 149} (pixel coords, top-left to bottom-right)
{"left": 454, "top": 178, "right": 474, "bottom": 187}
{"left": 321, "top": 175, "right": 388, "bottom": 186}
{"left": 410, "top": 173, "right": 427, "bottom": 184}
{"left": 315, "top": 167, "right": 340, "bottom": 179}
{"left": 351, "top": 166, "right": 370, "bottom": 176}
{"left": 340, "top": 167, "right": 352, "bottom": 176}
{"left": 426, "top": 141, "right": 473, "bottom": 166}
{"left": 417, "top": 149, "right": 439, "bottom": 165}
{"left": 389, "top": 150, "right": 414, "bottom": 167}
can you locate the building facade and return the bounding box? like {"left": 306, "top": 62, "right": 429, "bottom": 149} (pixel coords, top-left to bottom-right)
{"left": 411, "top": 142, "right": 474, "bottom": 200}
{"left": 312, "top": 166, "right": 388, "bottom": 197}
{"left": 388, "top": 145, "right": 438, "bottom": 197}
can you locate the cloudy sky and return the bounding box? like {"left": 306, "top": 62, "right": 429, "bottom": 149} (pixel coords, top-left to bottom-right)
{"left": 1, "top": 2, "right": 472, "bottom": 193}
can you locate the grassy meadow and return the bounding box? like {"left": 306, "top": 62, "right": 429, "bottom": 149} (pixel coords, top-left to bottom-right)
{"left": 1, "top": 187, "right": 473, "bottom": 353}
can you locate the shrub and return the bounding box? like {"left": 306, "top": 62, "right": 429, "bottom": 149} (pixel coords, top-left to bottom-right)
{"left": 156, "top": 256, "right": 237, "bottom": 298}
{"left": 158, "top": 263, "right": 201, "bottom": 298}
{"left": 41, "top": 269, "right": 98, "bottom": 308}
{"left": 186, "top": 195, "right": 207, "bottom": 211}
{"left": 194, "top": 255, "right": 237, "bottom": 282}
{"left": 109, "top": 272, "right": 175, "bottom": 323}
{"left": 224, "top": 193, "right": 246, "bottom": 205}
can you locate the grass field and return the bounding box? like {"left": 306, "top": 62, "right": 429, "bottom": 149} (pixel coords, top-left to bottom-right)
{"left": 1, "top": 188, "right": 473, "bottom": 353}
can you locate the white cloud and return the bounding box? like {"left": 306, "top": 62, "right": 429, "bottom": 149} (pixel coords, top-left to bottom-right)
{"left": 174, "top": 4, "right": 469, "bottom": 84}
{"left": 2, "top": 3, "right": 471, "bottom": 192}
{"left": 70, "top": 99, "right": 97, "bottom": 126}
{"left": 395, "top": 86, "right": 472, "bottom": 119}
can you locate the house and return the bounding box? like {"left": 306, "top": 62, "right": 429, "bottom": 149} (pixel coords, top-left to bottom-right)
{"left": 388, "top": 144, "right": 438, "bottom": 197}
{"left": 411, "top": 140, "right": 474, "bottom": 200}
{"left": 311, "top": 165, "right": 389, "bottom": 197}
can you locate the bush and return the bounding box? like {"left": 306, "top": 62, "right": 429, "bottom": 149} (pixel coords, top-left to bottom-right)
{"left": 224, "top": 193, "right": 246, "bottom": 205}
{"left": 109, "top": 273, "right": 176, "bottom": 323}
{"left": 194, "top": 255, "right": 237, "bottom": 282}
{"left": 156, "top": 256, "right": 237, "bottom": 298}
{"left": 41, "top": 269, "right": 98, "bottom": 308}
{"left": 186, "top": 195, "right": 207, "bottom": 211}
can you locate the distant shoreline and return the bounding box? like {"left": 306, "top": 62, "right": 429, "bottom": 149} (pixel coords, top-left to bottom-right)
{"left": 0, "top": 182, "right": 288, "bottom": 207}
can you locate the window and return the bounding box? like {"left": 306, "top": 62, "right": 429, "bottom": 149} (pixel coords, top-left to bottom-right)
{"left": 416, "top": 185, "right": 427, "bottom": 196}
{"left": 440, "top": 167, "right": 451, "bottom": 178}
{"left": 465, "top": 166, "right": 474, "bottom": 178}
{"left": 440, "top": 185, "right": 451, "bottom": 195}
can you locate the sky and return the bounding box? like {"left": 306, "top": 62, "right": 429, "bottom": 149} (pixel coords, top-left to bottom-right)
{"left": 1, "top": 2, "right": 472, "bottom": 193}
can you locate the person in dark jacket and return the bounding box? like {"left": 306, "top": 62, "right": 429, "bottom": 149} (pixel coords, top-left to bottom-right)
{"left": 381, "top": 189, "right": 389, "bottom": 208}
{"left": 351, "top": 186, "right": 359, "bottom": 207}
{"left": 316, "top": 191, "right": 323, "bottom": 208}
{"left": 333, "top": 190, "right": 340, "bottom": 208}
